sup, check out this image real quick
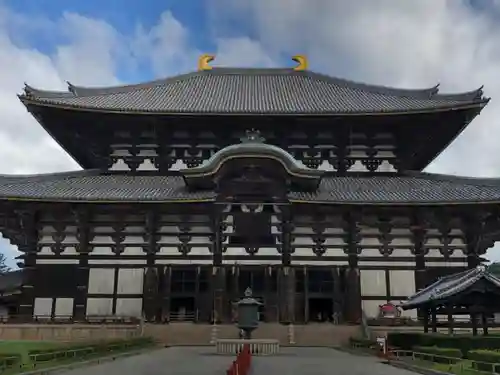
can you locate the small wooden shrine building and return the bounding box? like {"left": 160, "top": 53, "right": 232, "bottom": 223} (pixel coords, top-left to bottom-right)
{"left": 400, "top": 266, "right": 500, "bottom": 335}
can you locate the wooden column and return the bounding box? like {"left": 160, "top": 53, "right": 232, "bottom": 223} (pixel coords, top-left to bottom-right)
{"left": 143, "top": 210, "right": 160, "bottom": 322}
{"left": 212, "top": 206, "right": 225, "bottom": 323}
{"left": 464, "top": 216, "right": 484, "bottom": 269}
{"left": 280, "top": 206, "right": 294, "bottom": 324}
{"left": 431, "top": 306, "right": 437, "bottom": 333}
{"left": 17, "top": 210, "right": 38, "bottom": 320}
{"left": 471, "top": 310, "right": 478, "bottom": 336}
{"left": 161, "top": 266, "right": 171, "bottom": 322}
{"left": 411, "top": 215, "right": 428, "bottom": 323}
{"left": 344, "top": 212, "right": 362, "bottom": 324}
{"left": 74, "top": 208, "right": 91, "bottom": 321}
{"left": 332, "top": 267, "right": 342, "bottom": 323}
{"left": 447, "top": 304, "right": 454, "bottom": 335}
{"left": 423, "top": 308, "right": 429, "bottom": 333}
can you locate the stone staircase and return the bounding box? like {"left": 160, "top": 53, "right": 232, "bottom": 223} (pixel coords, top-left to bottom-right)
{"left": 144, "top": 323, "right": 358, "bottom": 347}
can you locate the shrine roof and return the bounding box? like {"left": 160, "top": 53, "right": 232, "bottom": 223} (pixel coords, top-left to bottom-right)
{"left": 0, "top": 170, "right": 500, "bottom": 204}
{"left": 19, "top": 68, "right": 488, "bottom": 115}
{"left": 400, "top": 266, "right": 500, "bottom": 309}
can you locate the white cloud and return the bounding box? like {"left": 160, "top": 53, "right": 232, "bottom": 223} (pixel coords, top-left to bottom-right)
{"left": 1, "top": 2, "right": 500, "bottom": 265}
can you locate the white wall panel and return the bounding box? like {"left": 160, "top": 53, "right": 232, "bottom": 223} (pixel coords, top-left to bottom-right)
{"left": 115, "top": 298, "right": 143, "bottom": 317}
{"left": 389, "top": 270, "right": 416, "bottom": 297}
{"left": 86, "top": 298, "right": 113, "bottom": 316}
{"left": 55, "top": 298, "right": 74, "bottom": 316}
{"left": 117, "top": 269, "right": 144, "bottom": 294}
{"left": 88, "top": 269, "right": 115, "bottom": 294}
{"left": 360, "top": 270, "right": 386, "bottom": 296}
{"left": 34, "top": 298, "right": 52, "bottom": 316}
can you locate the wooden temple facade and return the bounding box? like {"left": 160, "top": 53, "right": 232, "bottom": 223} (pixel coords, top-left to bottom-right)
{"left": 3, "top": 55, "right": 500, "bottom": 324}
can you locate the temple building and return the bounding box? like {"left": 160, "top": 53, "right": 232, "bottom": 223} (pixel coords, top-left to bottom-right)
{"left": 2, "top": 54, "right": 499, "bottom": 324}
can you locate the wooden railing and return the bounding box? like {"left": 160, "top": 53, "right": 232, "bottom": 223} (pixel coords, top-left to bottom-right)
{"left": 0, "top": 315, "right": 142, "bottom": 324}
{"left": 391, "top": 350, "right": 500, "bottom": 373}
{"left": 0, "top": 338, "right": 155, "bottom": 373}
{"left": 216, "top": 339, "right": 279, "bottom": 356}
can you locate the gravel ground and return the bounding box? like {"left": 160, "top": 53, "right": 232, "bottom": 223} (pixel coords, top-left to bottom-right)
{"left": 59, "top": 346, "right": 417, "bottom": 375}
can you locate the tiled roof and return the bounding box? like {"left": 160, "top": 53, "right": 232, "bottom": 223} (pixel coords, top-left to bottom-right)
{"left": 20, "top": 68, "right": 488, "bottom": 115}
{"left": 400, "top": 266, "right": 500, "bottom": 309}
{"left": 0, "top": 170, "right": 500, "bottom": 204}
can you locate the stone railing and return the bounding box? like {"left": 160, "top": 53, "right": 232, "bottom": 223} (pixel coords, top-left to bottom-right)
{"left": 215, "top": 339, "right": 279, "bottom": 356}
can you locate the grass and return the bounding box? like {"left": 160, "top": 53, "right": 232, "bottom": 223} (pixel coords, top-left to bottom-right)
{"left": 0, "top": 340, "right": 62, "bottom": 362}
{"left": 0, "top": 339, "right": 155, "bottom": 374}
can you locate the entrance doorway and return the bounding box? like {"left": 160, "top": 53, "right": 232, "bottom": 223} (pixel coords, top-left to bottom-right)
{"left": 308, "top": 298, "right": 333, "bottom": 322}
{"left": 170, "top": 297, "right": 196, "bottom": 321}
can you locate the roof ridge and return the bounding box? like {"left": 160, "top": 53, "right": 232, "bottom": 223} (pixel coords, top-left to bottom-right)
{"left": 21, "top": 68, "right": 487, "bottom": 103}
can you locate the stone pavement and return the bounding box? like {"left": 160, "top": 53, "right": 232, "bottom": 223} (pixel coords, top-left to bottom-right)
{"left": 60, "top": 347, "right": 416, "bottom": 375}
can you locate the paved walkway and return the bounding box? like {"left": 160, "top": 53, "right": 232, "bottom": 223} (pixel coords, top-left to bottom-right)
{"left": 60, "top": 347, "right": 416, "bottom": 375}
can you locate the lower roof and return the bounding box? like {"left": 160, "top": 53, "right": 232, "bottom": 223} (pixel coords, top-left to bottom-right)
{"left": 400, "top": 266, "right": 500, "bottom": 309}
{"left": 0, "top": 170, "right": 500, "bottom": 204}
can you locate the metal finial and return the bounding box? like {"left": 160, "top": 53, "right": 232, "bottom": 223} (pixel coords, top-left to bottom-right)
{"left": 292, "top": 55, "right": 308, "bottom": 71}
{"left": 198, "top": 54, "right": 215, "bottom": 71}
{"left": 240, "top": 129, "right": 265, "bottom": 143}
{"left": 244, "top": 287, "right": 252, "bottom": 297}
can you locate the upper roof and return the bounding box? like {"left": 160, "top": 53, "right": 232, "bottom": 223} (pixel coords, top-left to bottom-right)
{"left": 400, "top": 266, "right": 500, "bottom": 309}
{"left": 2, "top": 170, "right": 500, "bottom": 204}
{"left": 19, "top": 68, "right": 489, "bottom": 115}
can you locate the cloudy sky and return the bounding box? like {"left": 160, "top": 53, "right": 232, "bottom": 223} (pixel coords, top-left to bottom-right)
{"left": 1, "top": 0, "right": 500, "bottom": 267}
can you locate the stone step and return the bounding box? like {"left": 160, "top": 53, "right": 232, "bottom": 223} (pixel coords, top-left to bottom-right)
{"left": 144, "top": 323, "right": 359, "bottom": 347}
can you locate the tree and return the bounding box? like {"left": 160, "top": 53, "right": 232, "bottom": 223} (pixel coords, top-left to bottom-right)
{"left": 0, "top": 253, "right": 10, "bottom": 275}
{"left": 488, "top": 262, "right": 500, "bottom": 276}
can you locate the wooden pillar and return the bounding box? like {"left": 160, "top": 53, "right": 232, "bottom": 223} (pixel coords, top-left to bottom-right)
{"left": 231, "top": 266, "right": 239, "bottom": 322}
{"left": 212, "top": 206, "right": 225, "bottom": 323}
{"left": 471, "top": 311, "right": 478, "bottom": 336}
{"left": 482, "top": 312, "right": 489, "bottom": 335}
{"left": 447, "top": 305, "right": 454, "bottom": 335}
{"left": 431, "top": 306, "right": 437, "bottom": 333}
{"left": 143, "top": 210, "right": 160, "bottom": 322}
{"left": 465, "top": 217, "right": 484, "bottom": 269}
{"left": 143, "top": 267, "right": 159, "bottom": 322}
{"left": 17, "top": 210, "right": 38, "bottom": 320}
{"left": 332, "top": 267, "right": 342, "bottom": 323}
{"left": 74, "top": 208, "right": 91, "bottom": 321}
{"left": 423, "top": 308, "right": 429, "bottom": 333}
{"left": 162, "top": 266, "right": 171, "bottom": 322}
{"left": 344, "top": 212, "right": 362, "bottom": 324}
{"left": 280, "top": 206, "right": 294, "bottom": 324}
{"left": 411, "top": 211, "right": 429, "bottom": 326}
{"left": 195, "top": 266, "right": 200, "bottom": 323}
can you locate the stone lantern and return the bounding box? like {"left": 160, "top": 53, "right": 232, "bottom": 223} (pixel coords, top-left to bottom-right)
{"left": 236, "top": 287, "right": 262, "bottom": 339}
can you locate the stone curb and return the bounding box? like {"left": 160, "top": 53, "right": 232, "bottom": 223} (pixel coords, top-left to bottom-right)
{"left": 387, "top": 360, "right": 452, "bottom": 375}
{"left": 17, "top": 346, "right": 162, "bottom": 375}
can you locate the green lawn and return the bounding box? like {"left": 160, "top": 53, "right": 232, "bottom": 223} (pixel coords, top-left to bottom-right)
{"left": 0, "top": 340, "right": 63, "bottom": 374}
{"left": 0, "top": 338, "right": 155, "bottom": 374}
{"left": 411, "top": 359, "right": 494, "bottom": 375}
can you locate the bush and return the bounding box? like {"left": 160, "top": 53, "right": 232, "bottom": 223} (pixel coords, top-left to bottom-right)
{"left": 0, "top": 354, "right": 22, "bottom": 370}
{"left": 469, "top": 350, "right": 500, "bottom": 372}
{"left": 387, "top": 332, "right": 500, "bottom": 356}
{"left": 28, "top": 337, "right": 155, "bottom": 364}
{"left": 413, "top": 346, "right": 463, "bottom": 363}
